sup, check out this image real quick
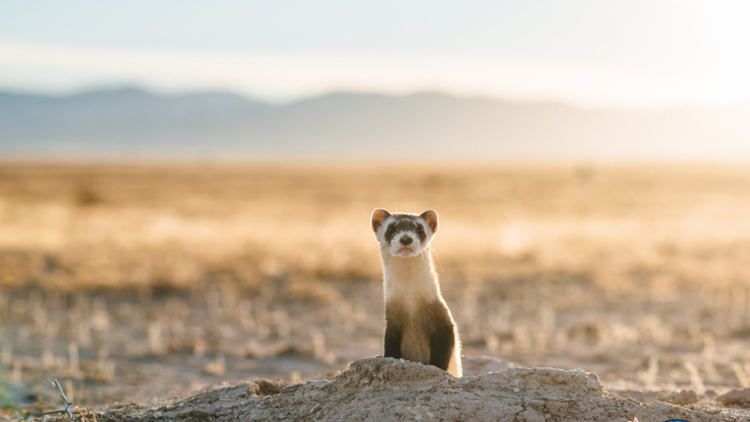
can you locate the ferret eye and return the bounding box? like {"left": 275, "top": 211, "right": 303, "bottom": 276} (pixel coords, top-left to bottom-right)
{"left": 386, "top": 225, "right": 396, "bottom": 233}
{"left": 416, "top": 226, "right": 424, "bottom": 234}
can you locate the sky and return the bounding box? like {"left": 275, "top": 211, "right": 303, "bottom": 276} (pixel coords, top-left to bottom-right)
{"left": 1, "top": 1, "right": 750, "bottom": 108}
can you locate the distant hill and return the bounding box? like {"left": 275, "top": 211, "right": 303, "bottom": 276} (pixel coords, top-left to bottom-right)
{"left": 1, "top": 87, "right": 749, "bottom": 160}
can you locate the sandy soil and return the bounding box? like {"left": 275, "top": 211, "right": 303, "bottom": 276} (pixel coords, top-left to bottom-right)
{"left": 40, "top": 357, "right": 750, "bottom": 422}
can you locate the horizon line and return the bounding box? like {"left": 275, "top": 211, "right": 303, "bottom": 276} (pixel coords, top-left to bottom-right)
{"left": 3, "top": 40, "right": 750, "bottom": 112}
{"left": 2, "top": 83, "right": 746, "bottom": 113}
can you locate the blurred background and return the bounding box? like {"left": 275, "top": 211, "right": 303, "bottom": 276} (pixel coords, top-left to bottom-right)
{"left": 2, "top": 0, "right": 750, "bottom": 416}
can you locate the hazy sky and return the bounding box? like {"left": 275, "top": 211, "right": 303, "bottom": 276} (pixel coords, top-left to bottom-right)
{"left": 1, "top": 1, "right": 749, "bottom": 108}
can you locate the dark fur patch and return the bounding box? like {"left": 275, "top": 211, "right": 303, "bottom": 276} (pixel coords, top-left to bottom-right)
{"left": 384, "top": 222, "right": 397, "bottom": 243}
{"left": 419, "top": 300, "right": 456, "bottom": 371}
{"left": 384, "top": 218, "right": 424, "bottom": 244}
{"left": 415, "top": 223, "right": 427, "bottom": 242}
{"left": 384, "top": 301, "right": 406, "bottom": 359}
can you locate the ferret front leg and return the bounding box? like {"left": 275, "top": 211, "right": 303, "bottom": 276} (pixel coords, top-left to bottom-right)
{"left": 428, "top": 323, "right": 455, "bottom": 371}
{"left": 383, "top": 323, "right": 403, "bottom": 359}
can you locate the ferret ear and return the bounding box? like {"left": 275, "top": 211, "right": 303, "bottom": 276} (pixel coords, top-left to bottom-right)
{"left": 420, "top": 210, "right": 438, "bottom": 233}
{"left": 371, "top": 208, "right": 391, "bottom": 232}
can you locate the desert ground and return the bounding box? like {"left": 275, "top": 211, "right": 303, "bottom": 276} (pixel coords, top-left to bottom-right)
{"left": 3, "top": 163, "right": 750, "bottom": 420}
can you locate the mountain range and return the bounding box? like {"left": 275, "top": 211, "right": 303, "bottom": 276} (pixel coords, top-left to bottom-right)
{"left": 1, "top": 87, "right": 749, "bottom": 161}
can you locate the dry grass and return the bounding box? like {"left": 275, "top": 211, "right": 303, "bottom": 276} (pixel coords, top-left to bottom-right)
{"left": 3, "top": 163, "right": 750, "bottom": 291}
{"left": 2, "top": 162, "right": 750, "bottom": 407}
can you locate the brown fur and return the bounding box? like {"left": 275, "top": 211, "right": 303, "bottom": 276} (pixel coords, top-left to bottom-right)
{"left": 384, "top": 297, "right": 456, "bottom": 370}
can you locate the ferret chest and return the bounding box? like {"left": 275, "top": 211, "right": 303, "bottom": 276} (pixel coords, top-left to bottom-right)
{"left": 389, "top": 298, "right": 432, "bottom": 364}
{"left": 401, "top": 321, "right": 430, "bottom": 364}
{"left": 380, "top": 246, "right": 445, "bottom": 366}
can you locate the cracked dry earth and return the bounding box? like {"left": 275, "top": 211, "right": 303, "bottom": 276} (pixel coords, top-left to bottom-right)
{"left": 44, "top": 358, "right": 750, "bottom": 422}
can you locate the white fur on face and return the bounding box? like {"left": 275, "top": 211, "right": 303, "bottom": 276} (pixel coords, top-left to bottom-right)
{"left": 375, "top": 215, "right": 435, "bottom": 259}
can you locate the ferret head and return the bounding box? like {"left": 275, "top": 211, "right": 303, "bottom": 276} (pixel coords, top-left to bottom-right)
{"left": 371, "top": 208, "right": 439, "bottom": 259}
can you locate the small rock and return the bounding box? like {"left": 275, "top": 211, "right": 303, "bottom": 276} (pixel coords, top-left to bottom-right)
{"left": 716, "top": 388, "right": 750, "bottom": 407}
{"left": 405, "top": 406, "right": 433, "bottom": 420}
{"left": 406, "top": 405, "right": 429, "bottom": 415}
{"left": 586, "top": 373, "right": 602, "bottom": 390}
{"left": 656, "top": 390, "right": 699, "bottom": 406}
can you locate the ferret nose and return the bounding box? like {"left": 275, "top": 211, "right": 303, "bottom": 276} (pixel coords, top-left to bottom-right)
{"left": 400, "top": 236, "right": 413, "bottom": 246}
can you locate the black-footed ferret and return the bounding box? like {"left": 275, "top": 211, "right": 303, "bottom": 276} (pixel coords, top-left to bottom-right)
{"left": 371, "top": 208, "right": 462, "bottom": 377}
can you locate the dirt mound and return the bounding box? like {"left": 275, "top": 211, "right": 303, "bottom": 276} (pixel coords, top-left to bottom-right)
{"left": 59, "top": 358, "right": 750, "bottom": 422}
{"left": 717, "top": 388, "right": 750, "bottom": 408}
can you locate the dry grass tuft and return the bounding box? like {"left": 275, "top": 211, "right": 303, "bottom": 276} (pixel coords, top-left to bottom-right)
{"left": 72, "top": 184, "right": 102, "bottom": 207}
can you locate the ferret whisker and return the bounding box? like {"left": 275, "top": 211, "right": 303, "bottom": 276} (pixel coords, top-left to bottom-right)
{"left": 368, "top": 245, "right": 383, "bottom": 256}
